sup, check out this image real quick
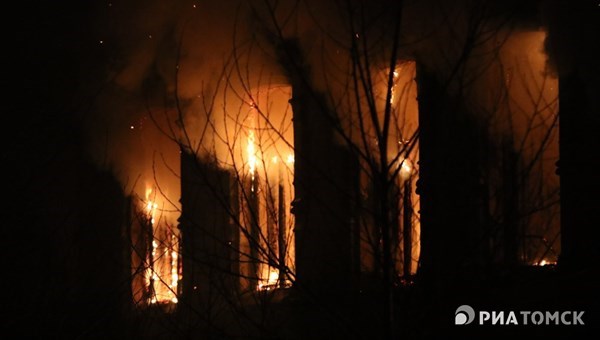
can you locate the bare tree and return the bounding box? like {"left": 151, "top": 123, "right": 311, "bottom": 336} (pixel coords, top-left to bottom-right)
{"left": 102, "top": 1, "right": 561, "bottom": 338}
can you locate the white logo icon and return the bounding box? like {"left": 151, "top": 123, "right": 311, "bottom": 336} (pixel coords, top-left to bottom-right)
{"left": 455, "top": 305, "right": 476, "bottom": 325}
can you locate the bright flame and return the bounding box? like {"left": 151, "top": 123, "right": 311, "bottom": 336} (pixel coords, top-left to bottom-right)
{"left": 399, "top": 158, "right": 412, "bottom": 180}
{"left": 257, "top": 268, "right": 282, "bottom": 291}
{"left": 236, "top": 86, "right": 295, "bottom": 293}
{"left": 247, "top": 130, "right": 257, "bottom": 176}
{"left": 141, "top": 190, "right": 179, "bottom": 306}
{"left": 390, "top": 69, "right": 400, "bottom": 104}
{"left": 536, "top": 259, "right": 556, "bottom": 266}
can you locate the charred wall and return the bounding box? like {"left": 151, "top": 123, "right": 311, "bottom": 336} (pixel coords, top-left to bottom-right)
{"left": 279, "top": 39, "right": 361, "bottom": 296}
{"left": 415, "top": 64, "right": 488, "bottom": 287}
{"left": 542, "top": 0, "right": 600, "bottom": 271}
{"left": 179, "top": 149, "right": 240, "bottom": 325}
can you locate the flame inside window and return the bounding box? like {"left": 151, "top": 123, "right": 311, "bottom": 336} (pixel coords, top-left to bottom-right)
{"left": 132, "top": 189, "right": 181, "bottom": 306}
{"left": 239, "top": 86, "right": 295, "bottom": 291}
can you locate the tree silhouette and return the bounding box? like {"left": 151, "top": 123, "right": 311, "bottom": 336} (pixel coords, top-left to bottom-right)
{"left": 81, "top": 0, "right": 575, "bottom": 338}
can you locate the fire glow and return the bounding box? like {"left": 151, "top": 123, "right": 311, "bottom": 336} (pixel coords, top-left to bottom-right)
{"left": 240, "top": 89, "right": 296, "bottom": 291}
{"left": 141, "top": 189, "right": 180, "bottom": 305}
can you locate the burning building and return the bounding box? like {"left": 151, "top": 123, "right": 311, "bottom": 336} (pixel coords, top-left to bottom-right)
{"left": 72, "top": 0, "right": 599, "bottom": 337}
{"left": 129, "top": 188, "right": 181, "bottom": 306}
{"left": 125, "top": 7, "right": 559, "bottom": 305}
